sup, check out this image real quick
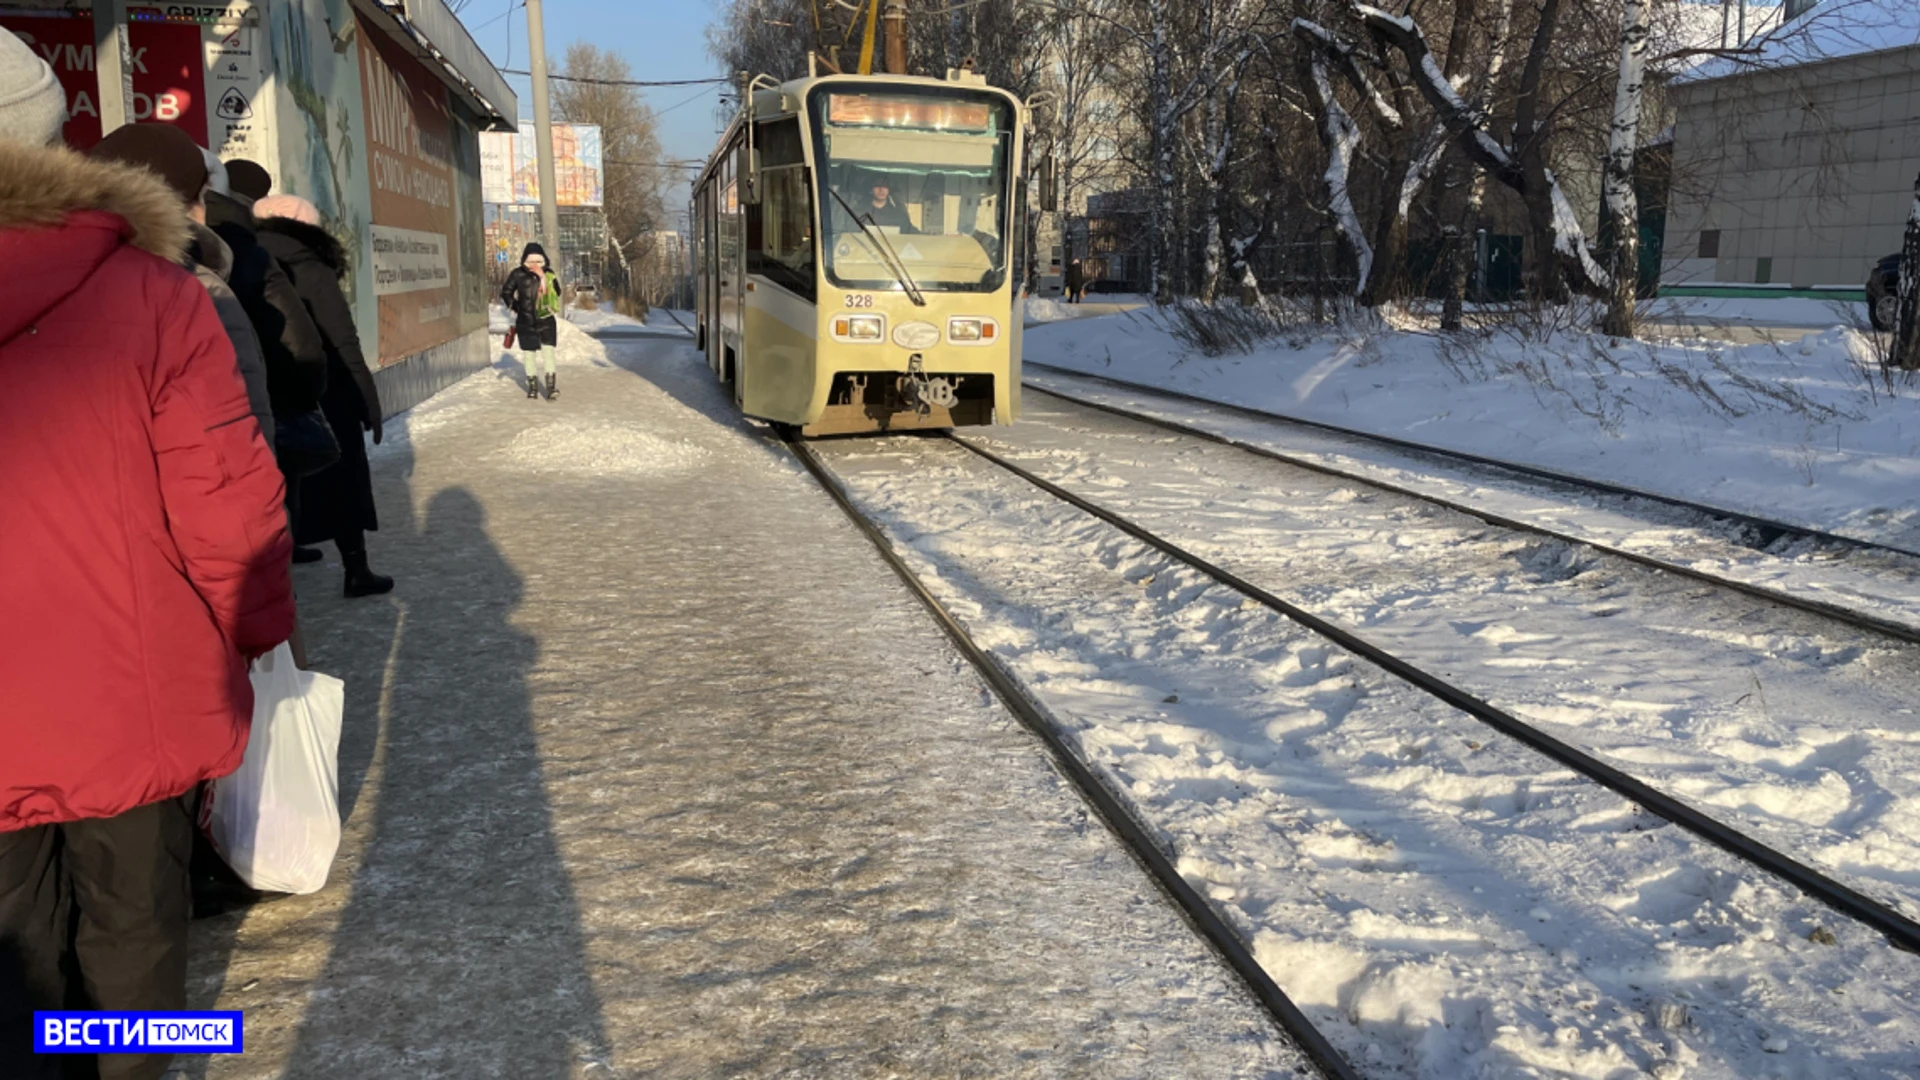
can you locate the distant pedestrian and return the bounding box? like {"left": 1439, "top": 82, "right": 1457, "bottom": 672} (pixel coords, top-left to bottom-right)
{"left": 1065, "top": 258, "right": 1084, "bottom": 304}
{"left": 255, "top": 194, "right": 394, "bottom": 598}
{"left": 501, "top": 243, "right": 563, "bottom": 400}
{"left": 0, "top": 37, "right": 296, "bottom": 1080}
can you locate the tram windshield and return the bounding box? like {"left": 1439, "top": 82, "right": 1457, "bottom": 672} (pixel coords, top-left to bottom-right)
{"left": 810, "top": 87, "right": 1015, "bottom": 294}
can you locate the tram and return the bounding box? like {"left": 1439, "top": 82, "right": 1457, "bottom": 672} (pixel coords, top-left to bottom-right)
{"left": 691, "top": 69, "right": 1031, "bottom": 436}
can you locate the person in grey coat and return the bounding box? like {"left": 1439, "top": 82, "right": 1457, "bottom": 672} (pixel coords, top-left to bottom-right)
{"left": 186, "top": 219, "right": 273, "bottom": 446}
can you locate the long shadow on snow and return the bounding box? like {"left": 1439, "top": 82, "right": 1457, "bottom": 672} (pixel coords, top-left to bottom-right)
{"left": 185, "top": 350, "right": 612, "bottom": 1077}
{"left": 272, "top": 485, "right": 611, "bottom": 1077}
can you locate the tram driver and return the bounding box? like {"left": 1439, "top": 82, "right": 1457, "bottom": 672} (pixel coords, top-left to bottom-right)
{"left": 834, "top": 172, "right": 918, "bottom": 234}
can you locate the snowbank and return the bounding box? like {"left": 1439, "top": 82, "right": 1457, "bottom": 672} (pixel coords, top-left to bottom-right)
{"left": 1024, "top": 308, "right": 1920, "bottom": 548}
{"left": 1024, "top": 297, "right": 1082, "bottom": 324}
{"left": 1645, "top": 295, "right": 1873, "bottom": 327}
{"left": 565, "top": 304, "right": 645, "bottom": 332}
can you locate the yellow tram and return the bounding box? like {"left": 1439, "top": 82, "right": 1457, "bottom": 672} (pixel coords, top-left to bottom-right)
{"left": 692, "top": 70, "right": 1031, "bottom": 436}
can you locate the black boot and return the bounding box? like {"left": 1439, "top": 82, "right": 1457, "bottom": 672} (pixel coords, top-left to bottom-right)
{"left": 292, "top": 545, "right": 325, "bottom": 564}
{"left": 527, "top": 372, "right": 540, "bottom": 398}
{"left": 342, "top": 548, "right": 394, "bottom": 598}
{"left": 545, "top": 373, "right": 557, "bottom": 400}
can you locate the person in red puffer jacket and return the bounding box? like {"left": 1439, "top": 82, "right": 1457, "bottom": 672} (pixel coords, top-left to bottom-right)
{"left": 0, "top": 34, "right": 296, "bottom": 1080}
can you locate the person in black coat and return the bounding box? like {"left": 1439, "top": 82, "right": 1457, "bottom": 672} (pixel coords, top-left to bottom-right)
{"left": 499, "top": 243, "right": 562, "bottom": 400}
{"left": 204, "top": 189, "right": 328, "bottom": 423}
{"left": 253, "top": 196, "right": 393, "bottom": 598}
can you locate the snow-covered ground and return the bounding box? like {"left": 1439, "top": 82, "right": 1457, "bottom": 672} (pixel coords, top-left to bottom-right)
{"left": 180, "top": 322, "right": 1306, "bottom": 1077}
{"left": 815, "top": 422, "right": 1920, "bottom": 1078}
{"left": 1025, "top": 308, "right": 1920, "bottom": 550}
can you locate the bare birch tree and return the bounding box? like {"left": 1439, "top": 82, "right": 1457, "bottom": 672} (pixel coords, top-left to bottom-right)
{"left": 1599, "top": 0, "right": 1651, "bottom": 336}
{"left": 1895, "top": 171, "right": 1920, "bottom": 372}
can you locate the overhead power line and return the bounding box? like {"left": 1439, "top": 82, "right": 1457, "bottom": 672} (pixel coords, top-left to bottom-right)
{"left": 499, "top": 69, "right": 730, "bottom": 87}
{"left": 605, "top": 160, "right": 706, "bottom": 170}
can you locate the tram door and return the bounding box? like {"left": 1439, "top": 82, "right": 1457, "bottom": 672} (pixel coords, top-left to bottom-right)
{"left": 717, "top": 139, "right": 746, "bottom": 390}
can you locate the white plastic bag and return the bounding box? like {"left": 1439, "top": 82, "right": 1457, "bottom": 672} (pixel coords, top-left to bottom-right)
{"left": 203, "top": 643, "right": 345, "bottom": 894}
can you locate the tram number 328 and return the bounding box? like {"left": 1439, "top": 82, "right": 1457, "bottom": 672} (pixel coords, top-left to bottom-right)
{"left": 842, "top": 294, "right": 876, "bottom": 308}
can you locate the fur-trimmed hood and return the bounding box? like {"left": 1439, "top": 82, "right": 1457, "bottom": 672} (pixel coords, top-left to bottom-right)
{"left": 255, "top": 216, "right": 346, "bottom": 278}
{"left": 0, "top": 141, "right": 189, "bottom": 262}
{"left": 186, "top": 221, "right": 233, "bottom": 281}
{"left": 1, "top": 141, "right": 192, "bottom": 342}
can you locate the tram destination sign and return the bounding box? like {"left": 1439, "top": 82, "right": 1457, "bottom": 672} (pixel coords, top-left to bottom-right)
{"left": 826, "top": 94, "right": 994, "bottom": 132}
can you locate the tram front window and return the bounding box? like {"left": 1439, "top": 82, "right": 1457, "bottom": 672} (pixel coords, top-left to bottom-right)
{"left": 811, "top": 88, "right": 1014, "bottom": 293}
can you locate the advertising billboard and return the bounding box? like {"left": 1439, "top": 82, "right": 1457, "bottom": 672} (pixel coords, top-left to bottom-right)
{"left": 480, "top": 124, "right": 603, "bottom": 207}
{"left": 357, "top": 8, "right": 460, "bottom": 365}
{"left": 0, "top": 5, "right": 271, "bottom": 153}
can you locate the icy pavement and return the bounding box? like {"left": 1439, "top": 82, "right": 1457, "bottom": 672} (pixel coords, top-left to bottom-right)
{"left": 177, "top": 324, "right": 1307, "bottom": 1078}
{"left": 812, "top": 424, "right": 1920, "bottom": 1078}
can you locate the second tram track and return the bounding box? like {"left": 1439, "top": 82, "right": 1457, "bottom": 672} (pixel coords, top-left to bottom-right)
{"left": 928, "top": 427, "right": 1920, "bottom": 956}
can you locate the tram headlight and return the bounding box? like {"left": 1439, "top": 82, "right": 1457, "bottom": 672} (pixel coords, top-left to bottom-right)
{"left": 834, "top": 315, "right": 884, "bottom": 342}
{"left": 947, "top": 317, "right": 997, "bottom": 345}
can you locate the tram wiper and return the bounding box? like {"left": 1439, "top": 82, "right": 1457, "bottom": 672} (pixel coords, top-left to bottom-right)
{"left": 827, "top": 187, "right": 926, "bottom": 306}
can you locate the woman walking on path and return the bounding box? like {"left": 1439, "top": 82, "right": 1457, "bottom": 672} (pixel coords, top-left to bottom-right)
{"left": 253, "top": 195, "right": 393, "bottom": 598}
{"left": 501, "top": 242, "right": 562, "bottom": 400}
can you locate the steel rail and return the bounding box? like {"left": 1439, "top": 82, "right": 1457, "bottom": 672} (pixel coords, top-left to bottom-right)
{"left": 779, "top": 430, "right": 1365, "bottom": 1080}
{"left": 1024, "top": 360, "right": 1920, "bottom": 563}
{"left": 1019, "top": 379, "right": 1920, "bottom": 648}
{"left": 941, "top": 431, "right": 1920, "bottom": 956}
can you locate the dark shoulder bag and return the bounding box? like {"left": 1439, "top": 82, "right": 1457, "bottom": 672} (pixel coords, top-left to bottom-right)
{"left": 274, "top": 409, "right": 341, "bottom": 478}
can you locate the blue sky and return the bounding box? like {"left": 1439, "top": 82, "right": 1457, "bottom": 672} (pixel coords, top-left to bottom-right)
{"left": 469, "top": 0, "right": 730, "bottom": 227}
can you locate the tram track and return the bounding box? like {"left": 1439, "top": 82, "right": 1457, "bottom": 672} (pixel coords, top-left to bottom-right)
{"left": 779, "top": 429, "right": 1365, "bottom": 1080}
{"left": 1021, "top": 364, "right": 1920, "bottom": 649}
{"left": 784, "top": 421, "right": 1920, "bottom": 1076}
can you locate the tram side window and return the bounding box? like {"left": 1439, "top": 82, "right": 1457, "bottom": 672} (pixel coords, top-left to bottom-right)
{"left": 748, "top": 167, "right": 815, "bottom": 301}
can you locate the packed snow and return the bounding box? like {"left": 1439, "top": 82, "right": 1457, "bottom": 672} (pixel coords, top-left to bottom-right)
{"left": 1024, "top": 307, "right": 1920, "bottom": 550}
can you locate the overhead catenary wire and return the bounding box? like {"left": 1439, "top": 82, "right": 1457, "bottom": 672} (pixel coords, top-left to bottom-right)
{"left": 605, "top": 160, "right": 706, "bottom": 170}
{"left": 499, "top": 69, "right": 730, "bottom": 87}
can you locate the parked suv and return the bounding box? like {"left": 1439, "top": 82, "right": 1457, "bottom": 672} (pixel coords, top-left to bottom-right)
{"left": 1867, "top": 252, "right": 1902, "bottom": 330}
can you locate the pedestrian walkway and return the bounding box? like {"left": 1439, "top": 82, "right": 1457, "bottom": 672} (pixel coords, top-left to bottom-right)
{"left": 179, "top": 318, "right": 1303, "bottom": 1078}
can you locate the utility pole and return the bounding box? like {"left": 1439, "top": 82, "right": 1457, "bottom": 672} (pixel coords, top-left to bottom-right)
{"left": 525, "top": 0, "right": 562, "bottom": 274}
{"left": 883, "top": 0, "right": 907, "bottom": 75}
{"left": 93, "top": 0, "right": 130, "bottom": 133}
